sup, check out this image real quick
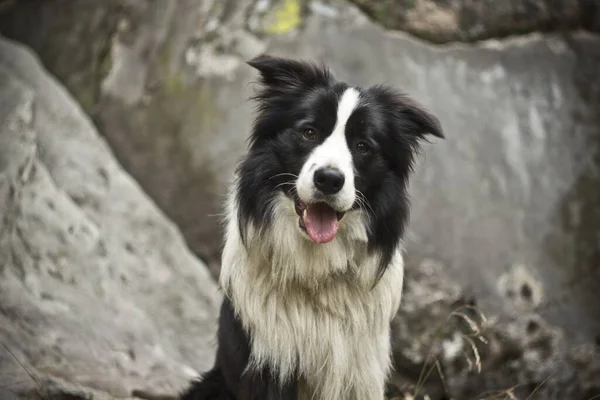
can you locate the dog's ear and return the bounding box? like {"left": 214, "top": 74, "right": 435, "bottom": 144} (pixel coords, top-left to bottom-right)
{"left": 372, "top": 84, "right": 444, "bottom": 140}
{"left": 247, "top": 54, "right": 331, "bottom": 89}
{"left": 402, "top": 98, "right": 444, "bottom": 139}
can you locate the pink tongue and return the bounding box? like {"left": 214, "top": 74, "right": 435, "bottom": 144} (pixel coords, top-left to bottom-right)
{"left": 303, "top": 203, "right": 339, "bottom": 243}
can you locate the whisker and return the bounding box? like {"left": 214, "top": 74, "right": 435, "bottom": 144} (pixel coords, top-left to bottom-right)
{"left": 268, "top": 173, "right": 299, "bottom": 180}
{"left": 274, "top": 182, "right": 296, "bottom": 190}
{"left": 358, "top": 193, "right": 374, "bottom": 212}
{"left": 355, "top": 189, "right": 375, "bottom": 216}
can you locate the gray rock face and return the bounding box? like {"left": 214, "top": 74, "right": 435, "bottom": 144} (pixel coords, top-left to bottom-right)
{"left": 0, "top": 36, "right": 220, "bottom": 398}
{"left": 1, "top": 0, "right": 600, "bottom": 398}
{"left": 1, "top": 0, "right": 270, "bottom": 273}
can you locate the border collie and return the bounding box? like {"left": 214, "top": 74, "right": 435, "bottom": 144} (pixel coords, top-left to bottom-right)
{"left": 182, "top": 55, "right": 443, "bottom": 400}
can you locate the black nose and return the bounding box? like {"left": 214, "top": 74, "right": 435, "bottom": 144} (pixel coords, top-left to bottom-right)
{"left": 314, "top": 167, "right": 345, "bottom": 195}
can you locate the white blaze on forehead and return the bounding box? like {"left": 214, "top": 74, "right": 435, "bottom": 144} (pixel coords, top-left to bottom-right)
{"left": 335, "top": 87, "right": 361, "bottom": 132}
{"left": 297, "top": 87, "right": 360, "bottom": 211}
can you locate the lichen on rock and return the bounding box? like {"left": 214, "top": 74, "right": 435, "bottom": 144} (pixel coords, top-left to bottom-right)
{"left": 248, "top": 0, "right": 305, "bottom": 35}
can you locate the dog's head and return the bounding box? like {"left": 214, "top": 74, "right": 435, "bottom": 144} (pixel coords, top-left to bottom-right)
{"left": 235, "top": 55, "right": 443, "bottom": 269}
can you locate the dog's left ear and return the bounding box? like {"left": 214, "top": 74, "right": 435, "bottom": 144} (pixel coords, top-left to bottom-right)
{"left": 403, "top": 99, "right": 445, "bottom": 139}
{"left": 373, "top": 85, "right": 444, "bottom": 140}
{"left": 247, "top": 54, "right": 331, "bottom": 89}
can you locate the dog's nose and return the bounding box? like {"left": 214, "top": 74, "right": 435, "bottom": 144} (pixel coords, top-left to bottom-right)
{"left": 314, "top": 167, "right": 345, "bottom": 195}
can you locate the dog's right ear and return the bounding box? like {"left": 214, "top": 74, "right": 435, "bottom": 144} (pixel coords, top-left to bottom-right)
{"left": 247, "top": 54, "right": 331, "bottom": 89}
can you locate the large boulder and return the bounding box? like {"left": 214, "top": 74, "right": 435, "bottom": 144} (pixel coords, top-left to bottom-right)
{"left": 0, "top": 36, "right": 220, "bottom": 399}
{"left": 348, "top": 0, "right": 600, "bottom": 43}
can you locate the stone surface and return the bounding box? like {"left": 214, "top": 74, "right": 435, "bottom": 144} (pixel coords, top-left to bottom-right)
{"left": 388, "top": 259, "right": 600, "bottom": 399}
{"left": 0, "top": 0, "right": 273, "bottom": 274}
{"left": 0, "top": 36, "right": 220, "bottom": 398}
{"left": 1, "top": 0, "right": 600, "bottom": 398}
{"left": 348, "top": 0, "right": 600, "bottom": 43}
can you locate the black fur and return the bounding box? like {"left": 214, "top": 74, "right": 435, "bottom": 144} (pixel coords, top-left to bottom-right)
{"left": 182, "top": 298, "right": 297, "bottom": 400}
{"left": 182, "top": 55, "right": 443, "bottom": 400}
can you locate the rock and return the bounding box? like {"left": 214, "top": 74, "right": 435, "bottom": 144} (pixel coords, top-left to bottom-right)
{"left": 438, "top": 310, "right": 600, "bottom": 400}
{"left": 348, "top": 0, "right": 600, "bottom": 43}
{"left": 0, "top": 36, "right": 220, "bottom": 398}
{"left": 390, "top": 259, "right": 600, "bottom": 399}
{"left": 0, "top": 0, "right": 274, "bottom": 272}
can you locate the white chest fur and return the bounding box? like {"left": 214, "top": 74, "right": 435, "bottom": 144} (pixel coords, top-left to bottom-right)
{"left": 220, "top": 193, "right": 404, "bottom": 400}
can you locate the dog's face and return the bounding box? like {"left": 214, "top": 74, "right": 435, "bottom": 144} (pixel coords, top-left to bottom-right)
{"left": 236, "top": 55, "right": 443, "bottom": 266}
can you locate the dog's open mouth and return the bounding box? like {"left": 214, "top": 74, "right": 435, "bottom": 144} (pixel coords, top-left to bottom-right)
{"left": 294, "top": 199, "right": 345, "bottom": 244}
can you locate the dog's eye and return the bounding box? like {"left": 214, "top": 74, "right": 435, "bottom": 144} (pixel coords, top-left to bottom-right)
{"left": 302, "top": 128, "right": 317, "bottom": 140}
{"left": 356, "top": 141, "right": 370, "bottom": 154}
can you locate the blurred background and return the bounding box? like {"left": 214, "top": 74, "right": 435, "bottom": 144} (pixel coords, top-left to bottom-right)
{"left": 0, "top": 0, "right": 599, "bottom": 399}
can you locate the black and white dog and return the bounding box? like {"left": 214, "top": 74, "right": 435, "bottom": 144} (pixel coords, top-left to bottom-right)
{"left": 182, "top": 55, "right": 443, "bottom": 400}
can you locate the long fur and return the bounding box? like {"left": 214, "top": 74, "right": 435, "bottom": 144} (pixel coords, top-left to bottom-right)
{"left": 181, "top": 55, "right": 443, "bottom": 400}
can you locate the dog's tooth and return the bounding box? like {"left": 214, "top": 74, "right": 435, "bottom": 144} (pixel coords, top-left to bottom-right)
{"left": 303, "top": 209, "right": 307, "bottom": 219}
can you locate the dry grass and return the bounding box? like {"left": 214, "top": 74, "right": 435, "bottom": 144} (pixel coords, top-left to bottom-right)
{"left": 386, "top": 303, "right": 584, "bottom": 400}
{"left": 0, "top": 341, "right": 40, "bottom": 391}
{"left": 402, "top": 304, "right": 488, "bottom": 400}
